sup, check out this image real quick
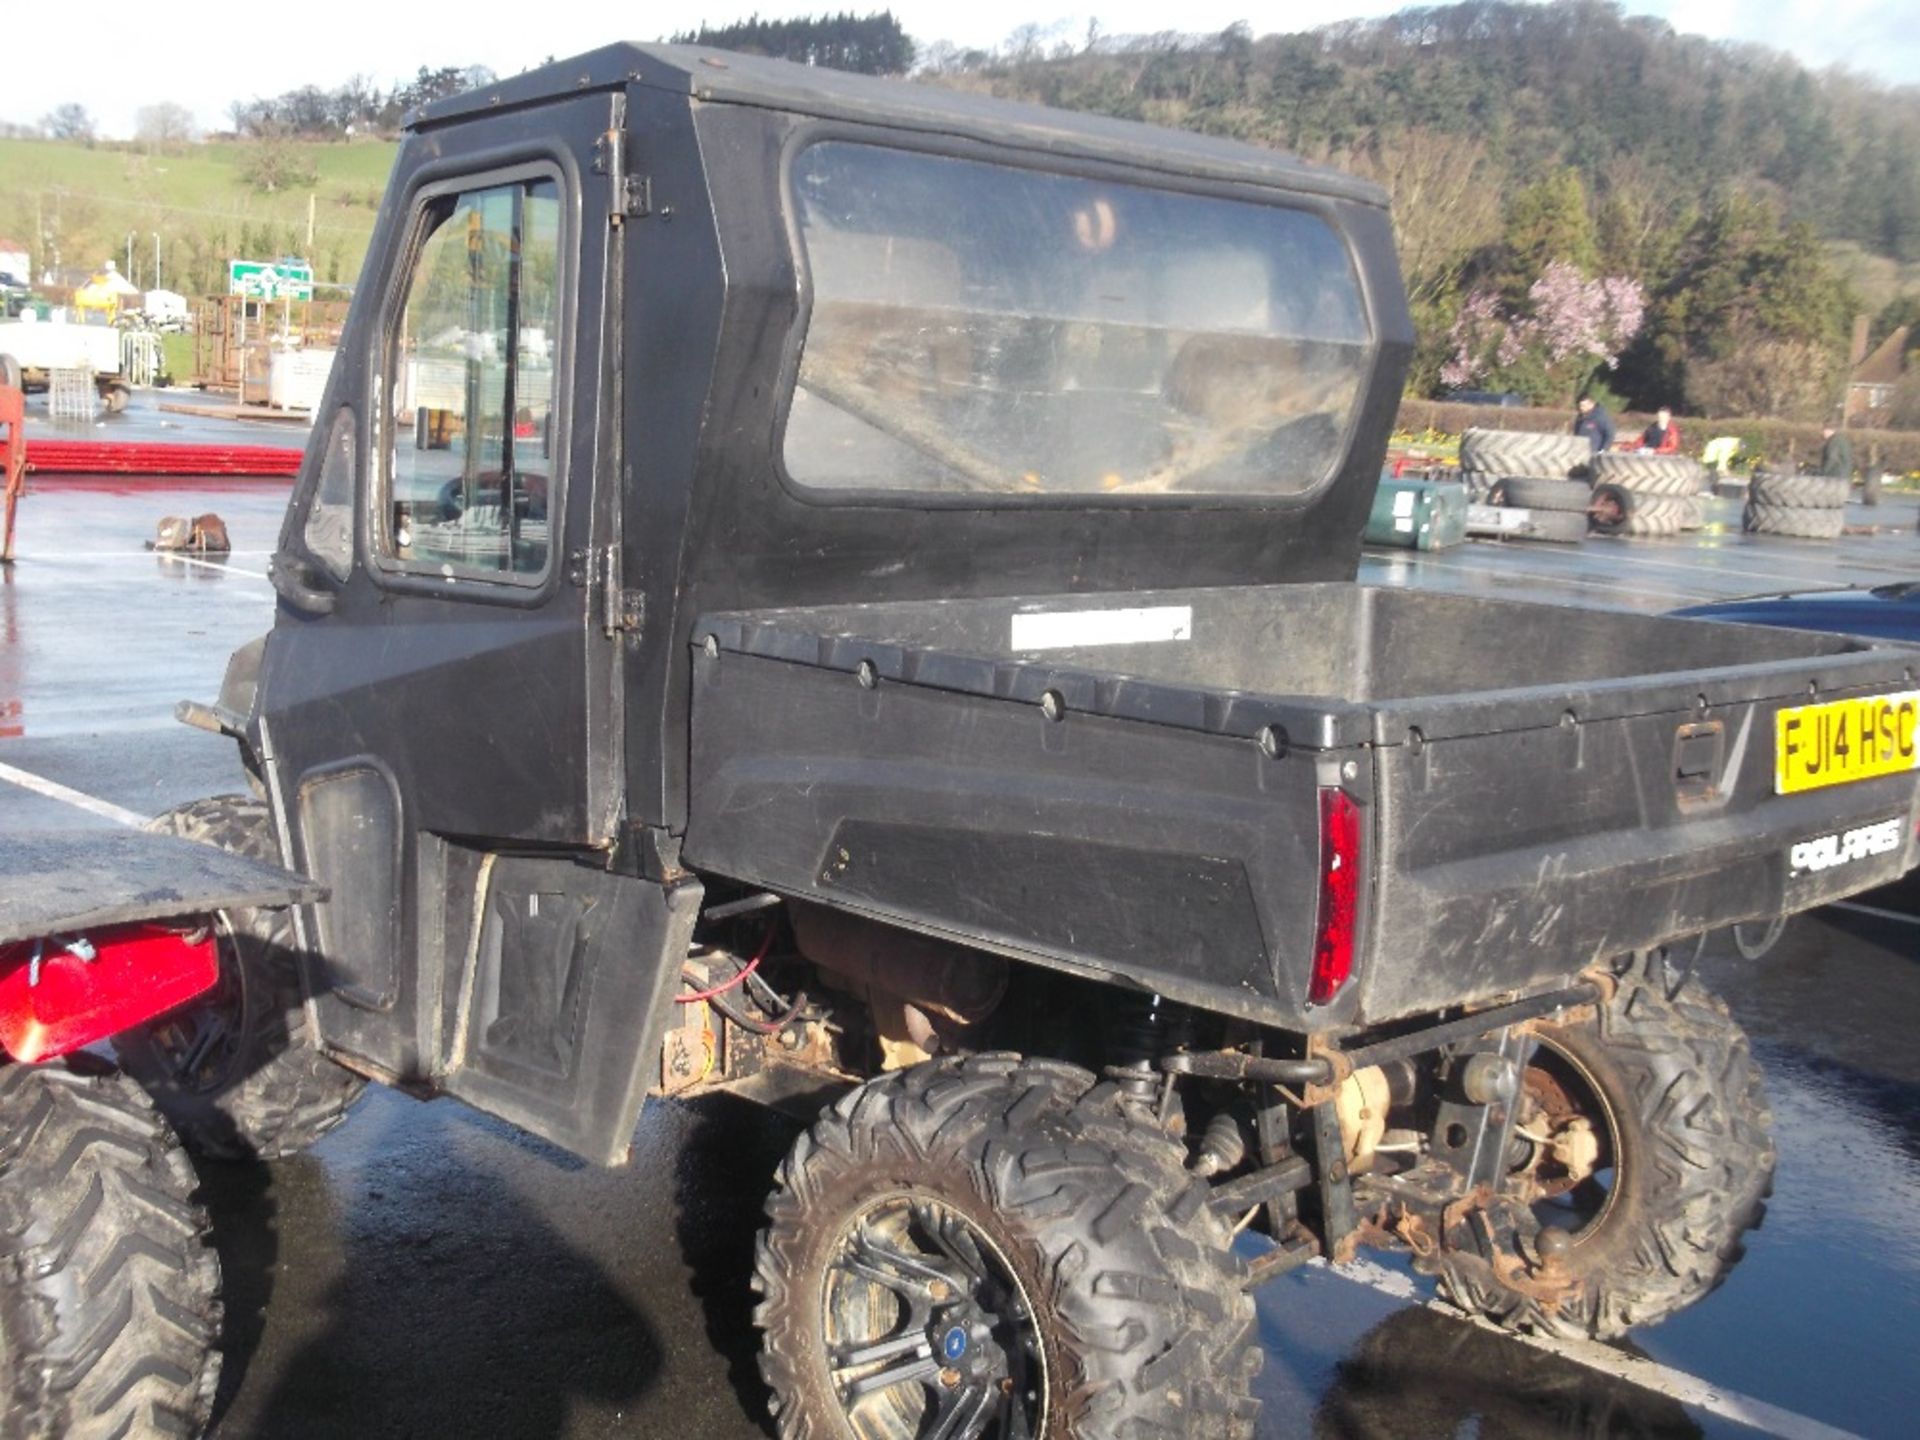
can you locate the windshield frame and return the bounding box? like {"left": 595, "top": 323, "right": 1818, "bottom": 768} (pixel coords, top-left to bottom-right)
{"left": 771, "top": 125, "right": 1384, "bottom": 512}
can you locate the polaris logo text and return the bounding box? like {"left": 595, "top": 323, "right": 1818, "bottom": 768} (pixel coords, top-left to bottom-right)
{"left": 1790, "top": 818, "right": 1903, "bottom": 876}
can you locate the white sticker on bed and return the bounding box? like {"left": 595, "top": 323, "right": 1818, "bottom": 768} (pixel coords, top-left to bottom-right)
{"left": 1011, "top": 605, "right": 1193, "bottom": 651}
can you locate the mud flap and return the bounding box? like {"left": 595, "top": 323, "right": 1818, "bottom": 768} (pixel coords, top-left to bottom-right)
{"left": 441, "top": 857, "right": 702, "bottom": 1166}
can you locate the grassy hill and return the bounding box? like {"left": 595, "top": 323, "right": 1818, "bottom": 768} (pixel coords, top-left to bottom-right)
{"left": 0, "top": 137, "right": 397, "bottom": 297}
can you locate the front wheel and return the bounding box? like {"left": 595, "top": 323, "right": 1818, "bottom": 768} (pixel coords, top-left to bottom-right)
{"left": 1435, "top": 957, "right": 1774, "bottom": 1339}
{"left": 754, "top": 1054, "right": 1261, "bottom": 1439}
{"left": 115, "top": 795, "right": 364, "bottom": 1160}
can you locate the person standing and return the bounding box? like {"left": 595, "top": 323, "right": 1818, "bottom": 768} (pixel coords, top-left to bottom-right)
{"left": 1573, "top": 395, "right": 1615, "bottom": 454}
{"left": 1818, "top": 422, "right": 1853, "bottom": 480}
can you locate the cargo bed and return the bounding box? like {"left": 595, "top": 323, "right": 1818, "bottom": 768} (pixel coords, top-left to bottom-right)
{"left": 685, "top": 585, "right": 1920, "bottom": 1031}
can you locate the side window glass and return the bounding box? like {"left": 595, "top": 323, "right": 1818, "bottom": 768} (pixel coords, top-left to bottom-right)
{"left": 385, "top": 178, "right": 560, "bottom": 578}
{"left": 303, "top": 408, "right": 355, "bottom": 581}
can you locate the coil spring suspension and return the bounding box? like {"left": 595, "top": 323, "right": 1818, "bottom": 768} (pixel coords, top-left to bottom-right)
{"left": 1103, "top": 991, "right": 1188, "bottom": 1101}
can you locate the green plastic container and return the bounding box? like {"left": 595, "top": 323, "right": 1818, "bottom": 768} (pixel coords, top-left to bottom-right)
{"left": 1365, "top": 476, "right": 1469, "bottom": 551}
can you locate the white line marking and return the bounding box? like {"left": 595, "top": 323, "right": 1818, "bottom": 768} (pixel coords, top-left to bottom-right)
{"left": 1829, "top": 899, "right": 1920, "bottom": 927}
{"left": 152, "top": 554, "right": 271, "bottom": 580}
{"left": 20, "top": 551, "right": 273, "bottom": 581}
{"left": 1448, "top": 1307, "right": 1867, "bottom": 1440}
{"left": 0, "top": 761, "right": 147, "bottom": 828}
{"left": 1304, "top": 1258, "right": 1865, "bottom": 1440}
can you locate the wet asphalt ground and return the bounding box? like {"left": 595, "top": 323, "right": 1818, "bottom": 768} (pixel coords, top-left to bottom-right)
{"left": 3, "top": 392, "right": 1919, "bottom": 1437}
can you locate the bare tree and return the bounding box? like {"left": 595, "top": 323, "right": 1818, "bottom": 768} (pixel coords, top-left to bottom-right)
{"left": 1336, "top": 128, "right": 1504, "bottom": 309}
{"left": 135, "top": 102, "right": 198, "bottom": 152}
{"left": 39, "top": 103, "right": 95, "bottom": 144}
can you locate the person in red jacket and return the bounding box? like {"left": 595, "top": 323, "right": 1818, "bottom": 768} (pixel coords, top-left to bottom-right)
{"left": 1639, "top": 406, "right": 1682, "bottom": 454}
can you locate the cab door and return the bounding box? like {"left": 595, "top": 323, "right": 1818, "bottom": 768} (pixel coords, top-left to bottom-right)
{"left": 258, "top": 95, "right": 629, "bottom": 1088}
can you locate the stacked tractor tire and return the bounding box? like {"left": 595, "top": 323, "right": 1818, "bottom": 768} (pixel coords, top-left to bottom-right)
{"left": 1744, "top": 471, "right": 1848, "bottom": 540}
{"left": 1460, "top": 428, "right": 1709, "bottom": 542}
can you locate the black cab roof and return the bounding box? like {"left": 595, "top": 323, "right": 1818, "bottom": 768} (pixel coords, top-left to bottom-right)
{"left": 411, "top": 43, "right": 1387, "bottom": 208}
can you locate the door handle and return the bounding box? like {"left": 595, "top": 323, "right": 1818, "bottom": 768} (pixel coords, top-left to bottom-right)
{"left": 270, "top": 553, "right": 337, "bottom": 615}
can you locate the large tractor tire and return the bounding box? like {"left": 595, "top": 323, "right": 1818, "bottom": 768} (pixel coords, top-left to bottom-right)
{"left": 0, "top": 1059, "right": 221, "bottom": 1439}
{"left": 1487, "top": 476, "right": 1591, "bottom": 512}
{"left": 1459, "top": 428, "right": 1590, "bottom": 481}
{"left": 1433, "top": 957, "right": 1774, "bottom": 1340}
{"left": 115, "top": 796, "right": 364, "bottom": 1161}
{"left": 1749, "top": 472, "right": 1848, "bottom": 509}
{"left": 1744, "top": 502, "right": 1844, "bottom": 540}
{"left": 754, "top": 1054, "right": 1261, "bottom": 1439}
{"left": 1590, "top": 451, "right": 1705, "bottom": 495}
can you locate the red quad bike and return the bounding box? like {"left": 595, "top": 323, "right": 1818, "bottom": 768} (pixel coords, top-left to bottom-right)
{"left": 0, "top": 829, "right": 317, "bottom": 1439}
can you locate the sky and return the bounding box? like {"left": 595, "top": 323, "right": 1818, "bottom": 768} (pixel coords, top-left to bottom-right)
{"left": 9, "top": 0, "right": 1917, "bottom": 140}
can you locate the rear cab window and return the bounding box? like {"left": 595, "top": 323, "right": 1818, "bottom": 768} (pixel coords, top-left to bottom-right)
{"left": 783, "top": 143, "right": 1374, "bottom": 501}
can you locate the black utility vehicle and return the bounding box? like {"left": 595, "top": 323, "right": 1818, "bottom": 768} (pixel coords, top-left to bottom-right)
{"left": 64, "top": 45, "right": 1920, "bottom": 1438}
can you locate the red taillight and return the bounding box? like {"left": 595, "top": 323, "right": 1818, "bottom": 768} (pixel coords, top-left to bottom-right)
{"left": 1310, "top": 787, "right": 1362, "bottom": 1006}
{"left": 0, "top": 924, "right": 219, "bottom": 1063}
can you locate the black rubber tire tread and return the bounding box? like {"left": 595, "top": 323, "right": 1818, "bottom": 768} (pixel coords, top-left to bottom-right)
{"left": 1435, "top": 959, "right": 1774, "bottom": 1340}
{"left": 1743, "top": 502, "right": 1844, "bottom": 540}
{"left": 1459, "top": 428, "right": 1589, "bottom": 480}
{"left": 1487, "top": 476, "right": 1592, "bottom": 512}
{"left": 1749, "top": 472, "right": 1849, "bottom": 509}
{"left": 0, "top": 1059, "right": 221, "bottom": 1439}
{"left": 754, "top": 1053, "right": 1261, "bottom": 1439}
{"left": 1618, "top": 496, "right": 1698, "bottom": 536}
{"left": 1505, "top": 506, "right": 1588, "bottom": 544}
{"left": 1590, "top": 452, "right": 1705, "bottom": 495}
{"left": 114, "top": 795, "right": 364, "bottom": 1161}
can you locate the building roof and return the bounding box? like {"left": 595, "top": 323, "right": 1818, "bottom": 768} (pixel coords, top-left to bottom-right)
{"left": 411, "top": 44, "right": 1385, "bottom": 208}
{"left": 1853, "top": 326, "right": 1911, "bottom": 388}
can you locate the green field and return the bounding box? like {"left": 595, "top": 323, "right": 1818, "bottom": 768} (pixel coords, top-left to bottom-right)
{"left": 0, "top": 137, "right": 399, "bottom": 298}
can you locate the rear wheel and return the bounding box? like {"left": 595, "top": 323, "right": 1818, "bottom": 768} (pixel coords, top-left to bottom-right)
{"left": 1434, "top": 958, "right": 1774, "bottom": 1340}
{"left": 115, "top": 795, "right": 364, "bottom": 1160}
{"left": 754, "top": 1054, "right": 1260, "bottom": 1438}
{"left": 0, "top": 1059, "right": 220, "bottom": 1438}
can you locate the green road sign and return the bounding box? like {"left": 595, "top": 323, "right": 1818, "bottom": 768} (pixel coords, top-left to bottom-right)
{"left": 228, "top": 260, "right": 314, "bottom": 301}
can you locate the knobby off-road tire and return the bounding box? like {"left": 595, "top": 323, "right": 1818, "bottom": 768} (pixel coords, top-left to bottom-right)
{"left": 1488, "top": 476, "right": 1591, "bottom": 512}
{"left": 1744, "top": 502, "right": 1844, "bottom": 540}
{"left": 1589, "top": 452, "right": 1705, "bottom": 495}
{"left": 754, "top": 1054, "right": 1261, "bottom": 1440}
{"left": 115, "top": 795, "right": 364, "bottom": 1161}
{"left": 1459, "top": 428, "right": 1590, "bottom": 481}
{"left": 0, "top": 1059, "right": 220, "bottom": 1439}
{"left": 1436, "top": 959, "right": 1774, "bottom": 1341}
{"left": 1749, "top": 472, "right": 1848, "bottom": 509}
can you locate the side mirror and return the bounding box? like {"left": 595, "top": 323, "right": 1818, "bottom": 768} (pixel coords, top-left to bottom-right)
{"left": 269, "top": 553, "right": 338, "bottom": 615}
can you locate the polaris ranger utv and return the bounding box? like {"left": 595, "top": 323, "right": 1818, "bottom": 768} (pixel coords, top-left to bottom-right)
{"left": 82, "top": 43, "right": 1920, "bottom": 1439}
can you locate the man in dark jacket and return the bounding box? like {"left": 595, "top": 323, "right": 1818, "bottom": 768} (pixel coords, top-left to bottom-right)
{"left": 1574, "top": 396, "right": 1615, "bottom": 454}
{"left": 1819, "top": 423, "right": 1853, "bottom": 480}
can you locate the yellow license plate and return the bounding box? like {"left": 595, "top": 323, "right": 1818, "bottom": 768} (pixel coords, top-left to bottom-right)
{"left": 1776, "top": 691, "right": 1920, "bottom": 795}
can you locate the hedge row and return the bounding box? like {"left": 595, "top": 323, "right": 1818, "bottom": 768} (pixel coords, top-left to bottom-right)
{"left": 1394, "top": 398, "right": 1920, "bottom": 475}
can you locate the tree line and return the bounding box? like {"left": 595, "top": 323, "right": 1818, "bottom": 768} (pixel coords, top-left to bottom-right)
{"left": 926, "top": 1, "right": 1918, "bottom": 420}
